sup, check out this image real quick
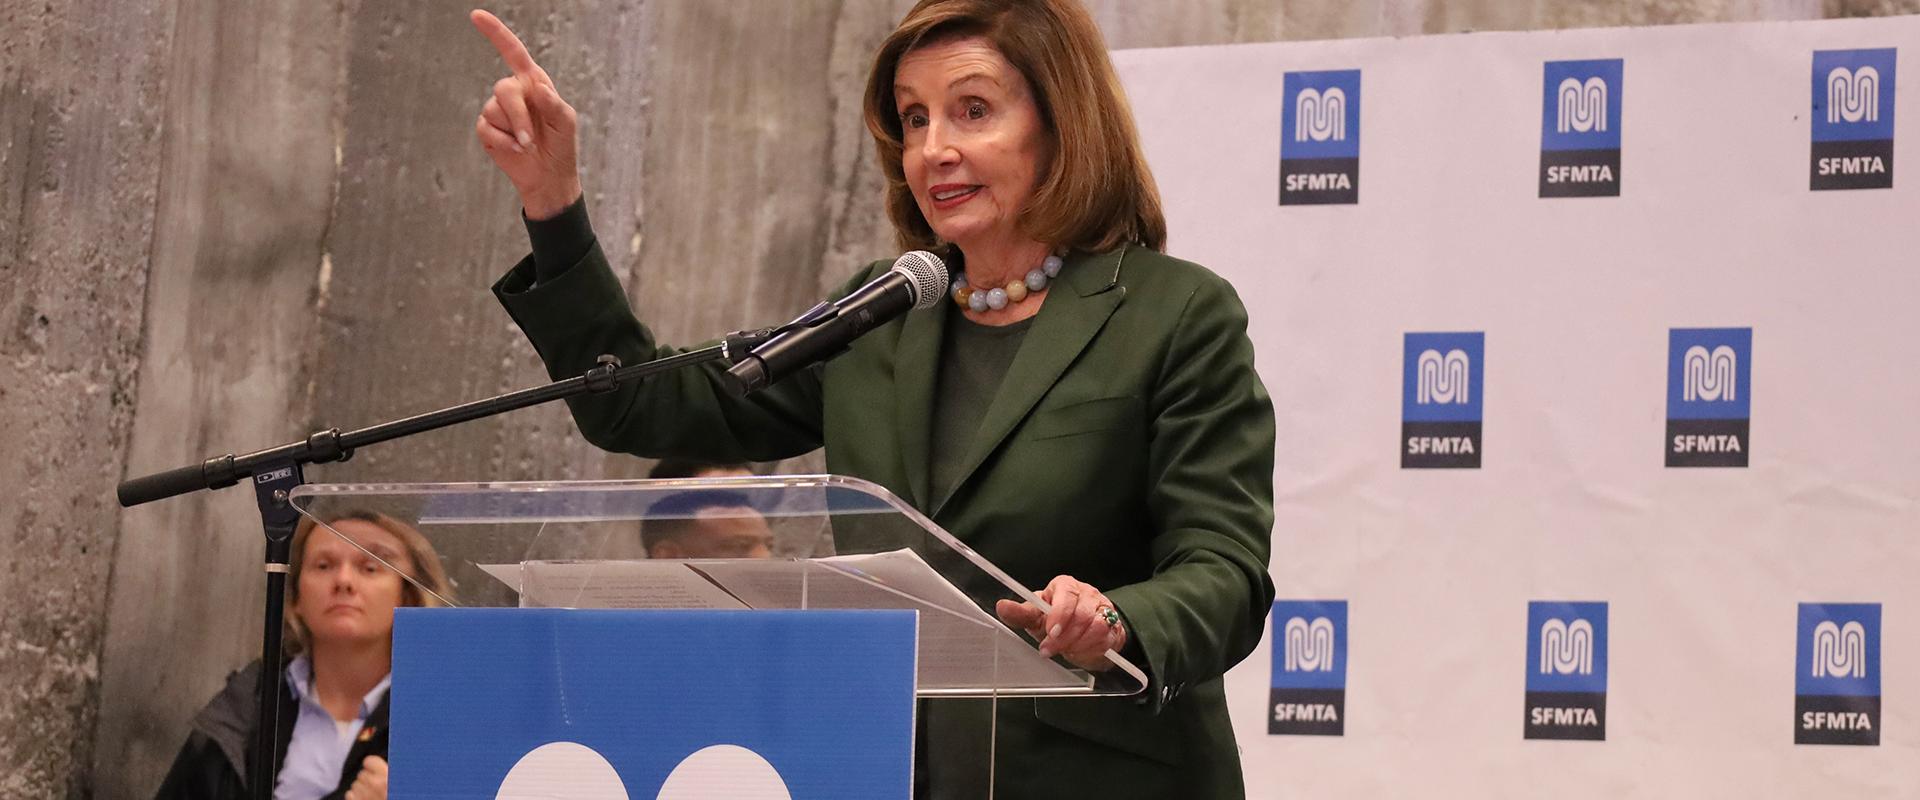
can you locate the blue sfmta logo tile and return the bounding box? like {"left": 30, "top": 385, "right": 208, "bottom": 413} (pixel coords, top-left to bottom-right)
{"left": 1811, "top": 48, "right": 1896, "bottom": 190}
{"left": 1795, "top": 603, "right": 1881, "bottom": 745}
{"left": 1541, "top": 59, "right": 1623, "bottom": 197}
{"left": 1666, "top": 327, "right": 1751, "bottom": 467}
{"left": 1402, "top": 332, "right": 1483, "bottom": 468}
{"left": 1269, "top": 600, "right": 1346, "bottom": 736}
{"left": 1524, "top": 601, "right": 1607, "bottom": 741}
{"left": 1279, "top": 70, "right": 1361, "bottom": 205}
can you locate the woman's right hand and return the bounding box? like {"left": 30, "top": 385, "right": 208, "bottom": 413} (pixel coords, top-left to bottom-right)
{"left": 470, "top": 9, "right": 581, "bottom": 220}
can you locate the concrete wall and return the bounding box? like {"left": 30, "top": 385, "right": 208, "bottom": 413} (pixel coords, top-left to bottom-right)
{"left": 2, "top": 0, "right": 174, "bottom": 795}
{"left": 0, "top": 0, "right": 1913, "bottom": 796}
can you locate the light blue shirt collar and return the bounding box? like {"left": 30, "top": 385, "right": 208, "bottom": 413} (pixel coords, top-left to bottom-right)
{"left": 284, "top": 654, "right": 391, "bottom": 719}
{"left": 274, "top": 654, "right": 391, "bottom": 800}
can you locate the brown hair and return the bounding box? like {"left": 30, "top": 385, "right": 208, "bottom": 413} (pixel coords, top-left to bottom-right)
{"left": 284, "top": 510, "right": 454, "bottom": 655}
{"left": 863, "top": 0, "right": 1166, "bottom": 254}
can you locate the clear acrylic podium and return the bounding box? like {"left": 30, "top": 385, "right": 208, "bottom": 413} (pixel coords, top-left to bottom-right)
{"left": 293, "top": 475, "right": 1145, "bottom": 795}
{"left": 288, "top": 473, "right": 1148, "bottom": 699}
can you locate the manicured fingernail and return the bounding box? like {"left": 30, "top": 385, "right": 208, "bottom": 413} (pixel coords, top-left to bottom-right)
{"left": 509, "top": 142, "right": 524, "bottom": 154}
{"left": 516, "top": 130, "right": 532, "bottom": 147}
{"left": 1049, "top": 624, "right": 1062, "bottom": 638}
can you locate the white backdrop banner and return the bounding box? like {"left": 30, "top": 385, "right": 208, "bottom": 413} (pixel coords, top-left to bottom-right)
{"left": 1114, "top": 15, "right": 1917, "bottom": 797}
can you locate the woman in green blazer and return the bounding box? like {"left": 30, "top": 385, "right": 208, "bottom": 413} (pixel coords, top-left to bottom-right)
{"left": 471, "top": 1, "right": 1275, "bottom": 797}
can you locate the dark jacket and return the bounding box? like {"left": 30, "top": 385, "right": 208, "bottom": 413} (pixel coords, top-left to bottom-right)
{"left": 495, "top": 240, "right": 1276, "bottom": 799}
{"left": 154, "top": 660, "right": 389, "bottom": 800}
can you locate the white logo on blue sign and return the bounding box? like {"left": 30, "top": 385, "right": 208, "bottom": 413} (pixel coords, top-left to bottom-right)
{"left": 1294, "top": 87, "right": 1348, "bottom": 142}
{"left": 1827, "top": 66, "right": 1881, "bottom": 123}
{"left": 1283, "top": 616, "right": 1337, "bottom": 673}
{"left": 1538, "top": 618, "right": 1595, "bottom": 676}
{"left": 1557, "top": 77, "right": 1608, "bottom": 133}
{"left": 1416, "top": 349, "right": 1471, "bottom": 405}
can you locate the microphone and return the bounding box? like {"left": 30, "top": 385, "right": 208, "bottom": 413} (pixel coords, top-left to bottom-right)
{"left": 727, "top": 250, "right": 948, "bottom": 394}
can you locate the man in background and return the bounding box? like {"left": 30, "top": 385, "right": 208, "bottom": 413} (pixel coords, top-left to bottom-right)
{"left": 642, "top": 459, "right": 774, "bottom": 559}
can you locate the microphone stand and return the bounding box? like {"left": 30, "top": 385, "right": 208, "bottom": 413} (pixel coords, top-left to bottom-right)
{"left": 117, "top": 331, "right": 770, "bottom": 800}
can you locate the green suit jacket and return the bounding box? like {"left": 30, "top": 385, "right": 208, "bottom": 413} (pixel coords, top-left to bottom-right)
{"left": 495, "top": 241, "right": 1276, "bottom": 799}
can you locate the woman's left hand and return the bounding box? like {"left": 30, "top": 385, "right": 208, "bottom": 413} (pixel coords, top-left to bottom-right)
{"left": 995, "top": 575, "right": 1127, "bottom": 671}
{"left": 345, "top": 755, "right": 387, "bottom": 800}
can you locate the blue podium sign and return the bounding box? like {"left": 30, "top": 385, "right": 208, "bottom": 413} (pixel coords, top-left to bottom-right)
{"left": 390, "top": 608, "right": 917, "bottom": 799}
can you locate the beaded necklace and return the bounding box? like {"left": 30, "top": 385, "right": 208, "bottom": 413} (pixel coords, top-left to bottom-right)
{"left": 951, "top": 254, "right": 1065, "bottom": 312}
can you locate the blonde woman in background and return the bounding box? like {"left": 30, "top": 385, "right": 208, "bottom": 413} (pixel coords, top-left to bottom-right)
{"left": 156, "top": 511, "right": 453, "bottom": 800}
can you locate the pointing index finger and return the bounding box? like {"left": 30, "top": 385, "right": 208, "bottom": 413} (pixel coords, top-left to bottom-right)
{"left": 471, "top": 9, "right": 539, "bottom": 79}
